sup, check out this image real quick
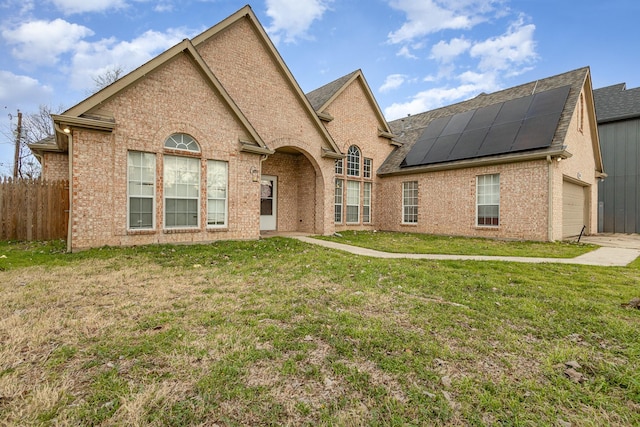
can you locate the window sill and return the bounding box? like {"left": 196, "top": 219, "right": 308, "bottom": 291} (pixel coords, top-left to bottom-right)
{"left": 163, "top": 228, "right": 200, "bottom": 234}
{"left": 127, "top": 229, "right": 157, "bottom": 235}
{"left": 401, "top": 223, "right": 418, "bottom": 226}
{"left": 207, "top": 227, "right": 229, "bottom": 232}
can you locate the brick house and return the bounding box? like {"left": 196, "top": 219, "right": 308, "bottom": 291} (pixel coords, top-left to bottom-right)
{"left": 31, "top": 6, "right": 604, "bottom": 251}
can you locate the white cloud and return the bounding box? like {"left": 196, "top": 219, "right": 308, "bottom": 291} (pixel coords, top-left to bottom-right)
{"left": 0, "top": 70, "right": 53, "bottom": 106}
{"left": 470, "top": 16, "right": 536, "bottom": 72}
{"left": 384, "top": 70, "right": 501, "bottom": 120}
{"left": 379, "top": 74, "right": 407, "bottom": 93}
{"left": 69, "top": 27, "right": 193, "bottom": 89}
{"left": 430, "top": 37, "right": 471, "bottom": 63}
{"left": 48, "top": 0, "right": 127, "bottom": 14}
{"left": 265, "top": 0, "right": 332, "bottom": 44}
{"left": 387, "top": 0, "right": 497, "bottom": 44}
{"left": 2, "top": 19, "right": 94, "bottom": 65}
{"left": 396, "top": 46, "right": 417, "bottom": 59}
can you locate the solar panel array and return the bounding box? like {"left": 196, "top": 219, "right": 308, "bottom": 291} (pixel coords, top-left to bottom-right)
{"left": 401, "top": 85, "right": 572, "bottom": 168}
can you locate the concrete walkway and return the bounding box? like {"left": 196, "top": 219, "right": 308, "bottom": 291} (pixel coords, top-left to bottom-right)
{"left": 292, "top": 235, "right": 640, "bottom": 267}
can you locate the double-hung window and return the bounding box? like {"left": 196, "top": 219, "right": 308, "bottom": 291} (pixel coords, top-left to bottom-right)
{"left": 402, "top": 181, "right": 418, "bottom": 224}
{"left": 477, "top": 174, "right": 500, "bottom": 226}
{"left": 207, "top": 160, "right": 228, "bottom": 227}
{"left": 346, "top": 180, "right": 360, "bottom": 223}
{"left": 334, "top": 178, "right": 344, "bottom": 223}
{"left": 127, "top": 151, "right": 155, "bottom": 229}
{"left": 363, "top": 182, "right": 371, "bottom": 223}
{"left": 163, "top": 134, "right": 201, "bottom": 228}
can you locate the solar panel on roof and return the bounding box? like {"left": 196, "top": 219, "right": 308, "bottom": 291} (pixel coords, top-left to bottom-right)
{"left": 440, "top": 110, "right": 474, "bottom": 136}
{"left": 477, "top": 121, "right": 522, "bottom": 157}
{"left": 465, "top": 103, "right": 501, "bottom": 131}
{"left": 526, "top": 85, "right": 571, "bottom": 117}
{"left": 510, "top": 113, "right": 559, "bottom": 151}
{"left": 400, "top": 85, "right": 571, "bottom": 168}
{"left": 448, "top": 127, "right": 490, "bottom": 160}
{"left": 493, "top": 95, "right": 533, "bottom": 125}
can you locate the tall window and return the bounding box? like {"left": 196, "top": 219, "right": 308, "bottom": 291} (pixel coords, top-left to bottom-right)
{"left": 346, "top": 181, "right": 360, "bottom": 223}
{"left": 347, "top": 145, "right": 360, "bottom": 177}
{"left": 363, "top": 182, "right": 371, "bottom": 223}
{"left": 477, "top": 174, "right": 500, "bottom": 226}
{"left": 207, "top": 160, "right": 228, "bottom": 227}
{"left": 335, "top": 158, "right": 343, "bottom": 175}
{"left": 402, "top": 181, "right": 418, "bottom": 224}
{"left": 334, "top": 179, "right": 344, "bottom": 223}
{"left": 163, "top": 134, "right": 201, "bottom": 228}
{"left": 363, "top": 158, "right": 372, "bottom": 179}
{"left": 164, "top": 155, "right": 200, "bottom": 228}
{"left": 128, "top": 151, "right": 155, "bottom": 229}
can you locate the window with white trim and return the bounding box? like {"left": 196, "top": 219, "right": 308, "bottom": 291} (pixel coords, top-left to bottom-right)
{"left": 347, "top": 145, "right": 360, "bottom": 177}
{"left": 164, "top": 155, "right": 200, "bottom": 228}
{"left": 477, "top": 173, "right": 500, "bottom": 226}
{"left": 346, "top": 180, "right": 360, "bottom": 223}
{"left": 127, "top": 151, "right": 155, "bottom": 229}
{"left": 363, "top": 158, "right": 372, "bottom": 179}
{"left": 402, "top": 181, "right": 418, "bottom": 224}
{"left": 207, "top": 160, "right": 228, "bottom": 227}
{"left": 165, "top": 133, "right": 200, "bottom": 152}
{"left": 335, "top": 158, "right": 343, "bottom": 175}
{"left": 363, "top": 182, "right": 371, "bottom": 223}
{"left": 334, "top": 178, "right": 343, "bottom": 223}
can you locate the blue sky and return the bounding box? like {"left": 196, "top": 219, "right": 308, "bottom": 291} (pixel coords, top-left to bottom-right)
{"left": 1, "top": 0, "right": 639, "bottom": 173}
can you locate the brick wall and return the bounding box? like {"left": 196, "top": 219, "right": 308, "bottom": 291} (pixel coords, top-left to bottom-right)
{"left": 376, "top": 160, "right": 550, "bottom": 241}
{"left": 553, "top": 84, "right": 598, "bottom": 239}
{"left": 69, "top": 52, "right": 263, "bottom": 250}
{"left": 42, "top": 152, "right": 68, "bottom": 181}
{"left": 320, "top": 76, "right": 396, "bottom": 232}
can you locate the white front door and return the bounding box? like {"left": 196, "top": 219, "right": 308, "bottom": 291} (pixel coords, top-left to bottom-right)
{"left": 260, "top": 175, "right": 277, "bottom": 231}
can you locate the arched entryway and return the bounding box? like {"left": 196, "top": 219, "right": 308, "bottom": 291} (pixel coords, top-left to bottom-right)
{"left": 260, "top": 146, "right": 325, "bottom": 234}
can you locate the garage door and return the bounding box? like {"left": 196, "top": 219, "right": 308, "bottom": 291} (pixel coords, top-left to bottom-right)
{"left": 563, "top": 180, "right": 585, "bottom": 238}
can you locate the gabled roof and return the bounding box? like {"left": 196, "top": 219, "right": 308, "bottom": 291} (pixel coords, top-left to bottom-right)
{"left": 379, "top": 67, "right": 601, "bottom": 176}
{"left": 51, "top": 8, "right": 312, "bottom": 156}
{"left": 594, "top": 83, "right": 640, "bottom": 123}
{"left": 306, "top": 70, "right": 359, "bottom": 111}
{"left": 306, "top": 69, "right": 396, "bottom": 139}
{"left": 191, "top": 6, "right": 342, "bottom": 158}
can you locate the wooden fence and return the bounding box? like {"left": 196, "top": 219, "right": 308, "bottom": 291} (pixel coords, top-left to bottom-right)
{"left": 0, "top": 178, "right": 69, "bottom": 241}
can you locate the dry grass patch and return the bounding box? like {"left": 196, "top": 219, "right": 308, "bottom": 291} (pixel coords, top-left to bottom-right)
{"left": 0, "top": 238, "right": 639, "bottom": 426}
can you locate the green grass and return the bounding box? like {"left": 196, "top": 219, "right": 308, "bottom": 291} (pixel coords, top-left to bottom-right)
{"left": 316, "top": 230, "right": 596, "bottom": 258}
{"left": 1, "top": 236, "right": 638, "bottom": 426}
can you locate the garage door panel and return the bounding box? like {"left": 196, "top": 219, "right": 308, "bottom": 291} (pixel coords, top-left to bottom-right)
{"left": 563, "top": 181, "right": 585, "bottom": 238}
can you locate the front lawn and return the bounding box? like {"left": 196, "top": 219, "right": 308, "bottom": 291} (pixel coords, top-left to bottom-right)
{"left": 1, "top": 237, "right": 638, "bottom": 426}
{"left": 317, "top": 230, "right": 595, "bottom": 258}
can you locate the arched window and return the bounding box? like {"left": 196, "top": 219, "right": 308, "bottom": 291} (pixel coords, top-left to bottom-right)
{"left": 163, "top": 134, "right": 201, "bottom": 228}
{"left": 164, "top": 133, "right": 200, "bottom": 152}
{"left": 347, "top": 145, "right": 360, "bottom": 177}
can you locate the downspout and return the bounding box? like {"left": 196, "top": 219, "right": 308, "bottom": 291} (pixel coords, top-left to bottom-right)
{"left": 546, "top": 155, "right": 554, "bottom": 241}
{"left": 55, "top": 124, "right": 73, "bottom": 252}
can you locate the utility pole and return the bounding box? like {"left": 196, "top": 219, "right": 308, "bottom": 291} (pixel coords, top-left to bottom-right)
{"left": 13, "top": 110, "right": 22, "bottom": 179}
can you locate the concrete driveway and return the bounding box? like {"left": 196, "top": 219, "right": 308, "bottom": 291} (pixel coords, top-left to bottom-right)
{"left": 579, "top": 233, "right": 640, "bottom": 250}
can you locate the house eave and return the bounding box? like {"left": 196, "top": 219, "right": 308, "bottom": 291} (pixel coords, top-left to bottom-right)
{"left": 379, "top": 148, "right": 572, "bottom": 177}
{"left": 321, "top": 148, "right": 345, "bottom": 159}
{"left": 239, "top": 140, "right": 275, "bottom": 155}
{"left": 317, "top": 111, "right": 334, "bottom": 122}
